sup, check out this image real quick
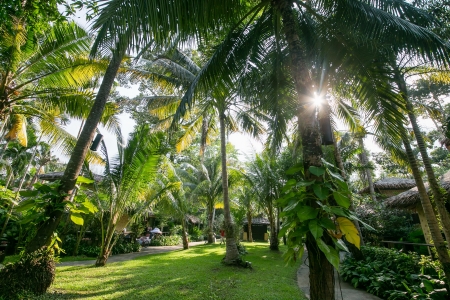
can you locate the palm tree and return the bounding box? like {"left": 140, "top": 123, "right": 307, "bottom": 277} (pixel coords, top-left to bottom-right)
{"left": 177, "top": 148, "right": 223, "bottom": 244}
{"left": 95, "top": 126, "right": 164, "bottom": 266}
{"left": 26, "top": 0, "right": 242, "bottom": 254}
{"left": 245, "top": 152, "right": 283, "bottom": 250}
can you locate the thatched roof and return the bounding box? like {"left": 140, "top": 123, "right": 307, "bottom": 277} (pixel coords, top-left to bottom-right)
{"left": 39, "top": 172, "right": 103, "bottom": 183}
{"left": 385, "top": 171, "right": 450, "bottom": 209}
{"left": 359, "top": 178, "right": 416, "bottom": 194}
{"left": 39, "top": 172, "right": 103, "bottom": 191}
{"left": 186, "top": 214, "right": 200, "bottom": 224}
{"left": 243, "top": 216, "right": 270, "bottom": 225}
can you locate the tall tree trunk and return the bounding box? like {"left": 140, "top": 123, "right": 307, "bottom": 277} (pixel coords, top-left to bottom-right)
{"left": 219, "top": 111, "right": 239, "bottom": 264}
{"left": 401, "top": 132, "right": 450, "bottom": 291}
{"left": 25, "top": 52, "right": 124, "bottom": 254}
{"left": 207, "top": 203, "right": 215, "bottom": 243}
{"left": 276, "top": 0, "right": 334, "bottom": 298}
{"left": 396, "top": 70, "right": 450, "bottom": 244}
{"left": 246, "top": 211, "right": 253, "bottom": 242}
{"left": 181, "top": 217, "right": 189, "bottom": 250}
{"left": 358, "top": 136, "right": 377, "bottom": 202}
{"left": 268, "top": 203, "right": 279, "bottom": 251}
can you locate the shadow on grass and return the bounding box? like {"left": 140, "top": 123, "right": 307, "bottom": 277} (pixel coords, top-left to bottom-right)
{"left": 38, "top": 243, "right": 302, "bottom": 300}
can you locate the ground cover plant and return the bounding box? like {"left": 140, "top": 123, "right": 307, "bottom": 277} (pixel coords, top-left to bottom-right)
{"left": 33, "top": 243, "right": 304, "bottom": 300}
{"left": 341, "top": 246, "right": 446, "bottom": 300}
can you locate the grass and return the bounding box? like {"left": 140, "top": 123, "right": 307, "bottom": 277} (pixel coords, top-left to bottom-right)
{"left": 38, "top": 242, "right": 306, "bottom": 299}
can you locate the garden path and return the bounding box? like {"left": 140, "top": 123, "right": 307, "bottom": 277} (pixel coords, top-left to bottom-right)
{"left": 58, "top": 241, "right": 205, "bottom": 267}
{"left": 297, "top": 251, "right": 382, "bottom": 300}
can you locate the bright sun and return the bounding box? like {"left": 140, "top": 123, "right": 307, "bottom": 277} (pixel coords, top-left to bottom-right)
{"left": 313, "top": 93, "right": 322, "bottom": 106}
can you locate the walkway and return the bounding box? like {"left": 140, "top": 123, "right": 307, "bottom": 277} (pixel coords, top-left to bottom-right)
{"left": 297, "top": 251, "right": 382, "bottom": 300}
{"left": 58, "top": 241, "right": 205, "bottom": 267}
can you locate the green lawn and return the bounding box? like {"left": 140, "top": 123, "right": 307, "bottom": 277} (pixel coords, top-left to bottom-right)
{"left": 39, "top": 242, "right": 305, "bottom": 299}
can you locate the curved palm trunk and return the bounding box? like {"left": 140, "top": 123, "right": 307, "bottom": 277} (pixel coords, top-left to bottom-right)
{"left": 96, "top": 218, "right": 117, "bottom": 267}
{"left": 276, "top": 0, "right": 334, "bottom": 298}
{"left": 401, "top": 132, "right": 450, "bottom": 291}
{"left": 25, "top": 52, "right": 124, "bottom": 254}
{"left": 219, "top": 111, "right": 239, "bottom": 264}
{"left": 396, "top": 71, "right": 450, "bottom": 244}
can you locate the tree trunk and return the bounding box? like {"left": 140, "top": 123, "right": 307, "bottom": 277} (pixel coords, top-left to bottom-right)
{"left": 25, "top": 51, "right": 124, "bottom": 254}
{"left": 276, "top": 0, "right": 334, "bottom": 298}
{"left": 219, "top": 111, "right": 239, "bottom": 264}
{"left": 96, "top": 218, "right": 117, "bottom": 267}
{"left": 402, "top": 131, "right": 450, "bottom": 291}
{"left": 358, "top": 137, "right": 377, "bottom": 202}
{"left": 246, "top": 212, "right": 253, "bottom": 242}
{"left": 396, "top": 71, "right": 450, "bottom": 244}
{"left": 207, "top": 203, "right": 215, "bottom": 243}
{"left": 181, "top": 217, "right": 189, "bottom": 250}
{"left": 268, "top": 203, "right": 279, "bottom": 251}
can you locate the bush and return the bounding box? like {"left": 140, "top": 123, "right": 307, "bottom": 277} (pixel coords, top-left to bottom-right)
{"left": 0, "top": 248, "right": 56, "bottom": 299}
{"left": 355, "top": 204, "right": 416, "bottom": 244}
{"left": 341, "top": 246, "right": 446, "bottom": 300}
{"left": 150, "top": 235, "right": 182, "bottom": 246}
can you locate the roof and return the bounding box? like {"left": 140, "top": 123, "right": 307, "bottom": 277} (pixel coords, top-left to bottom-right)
{"left": 385, "top": 171, "right": 450, "bottom": 209}
{"left": 243, "top": 217, "right": 270, "bottom": 225}
{"left": 39, "top": 172, "right": 104, "bottom": 183}
{"left": 186, "top": 215, "right": 200, "bottom": 224}
{"left": 359, "top": 178, "right": 416, "bottom": 194}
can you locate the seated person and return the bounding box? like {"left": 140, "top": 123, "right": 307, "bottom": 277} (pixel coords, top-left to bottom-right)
{"left": 137, "top": 232, "right": 151, "bottom": 246}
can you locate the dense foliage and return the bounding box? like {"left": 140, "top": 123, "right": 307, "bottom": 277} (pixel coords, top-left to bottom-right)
{"left": 341, "top": 246, "right": 446, "bottom": 300}
{"left": 0, "top": 248, "right": 55, "bottom": 299}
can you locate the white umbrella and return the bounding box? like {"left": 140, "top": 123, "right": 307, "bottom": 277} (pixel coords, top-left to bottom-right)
{"left": 151, "top": 228, "right": 162, "bottom": 234}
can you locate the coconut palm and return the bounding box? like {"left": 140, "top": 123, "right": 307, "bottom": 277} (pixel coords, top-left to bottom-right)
{"left": 95, "top": 126, "right": 165, "bottom": 266}
{"left": 177, "top": 147, "right": 224, "bottom": 244}
{"left": 245, "top": 152, "right": 283, "bottom": 250}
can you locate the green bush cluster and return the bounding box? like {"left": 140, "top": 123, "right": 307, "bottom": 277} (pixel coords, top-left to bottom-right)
{"left": 0, "top": 248, "right": 55, "bottom": 299}
{"left": 61, "top": 240, "right": 141, "bottom": 258}
{"left": 150, "top": 235, "right": 182, "bottom": 246}
{"left": 341, "top": 246, "right": 446, "bottom": 300}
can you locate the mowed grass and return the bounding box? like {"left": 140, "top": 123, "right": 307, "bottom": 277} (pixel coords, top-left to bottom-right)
{"left": 41, "top": 242, "right": 305, "bottom": 300}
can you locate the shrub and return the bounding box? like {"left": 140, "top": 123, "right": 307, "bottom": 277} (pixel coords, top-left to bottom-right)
{"left": 355, "top": 204, "right": 415, "bottom": 244}
{"left": 341, "top": 246, "right": 446, "bottom": 300}
{"left": 150, "top": 235, "right": 182, "bottom": 246}
{"left": 0, "top": 248, "right": 56, "bottom": 299}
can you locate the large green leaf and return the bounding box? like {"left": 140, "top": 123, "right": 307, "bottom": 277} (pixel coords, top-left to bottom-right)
{"left": 15, "top": 199, "right": 36, "bottom": 212}
{"left": 70, "top": 212, "right": 84, "bottom": 226}
{"left": 316, "top": 238, "right": 340, "bottom": 270}
{"left": 309, "top": 166, "right": 325, "bottom": 177}
{"left": 77, "top": 176, "right": 95, "bottom": 184}
{"left": 308, "top": 220, "right": 323, "bottom": 239}
{"left": 297, "top": 206, "right": 318, "bottom": 222}
{"left": 313, "top": 184, "right": 329, "bottom": 200}
{"left": 319, "top": 217, "right": 336, "bottom": 230}
{"left": 333, "top": 191, "right": 350, "bottom": 208}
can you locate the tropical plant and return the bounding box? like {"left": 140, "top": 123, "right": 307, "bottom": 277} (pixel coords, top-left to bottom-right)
{"left": 94, "top": 126, "right": 165, "bottom": 266}
{"left": 245, "top": 152, "right": 283, "bottom": 250}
